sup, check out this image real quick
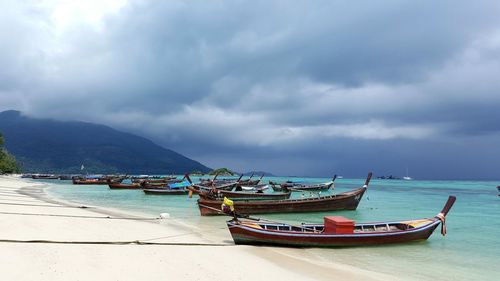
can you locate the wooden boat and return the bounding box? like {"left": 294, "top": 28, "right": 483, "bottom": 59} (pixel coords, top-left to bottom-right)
{"left": 32, "top": 174, "right": 59, "bottom": 179}
{"left": 236, "top": 174, "right": 265, "bottom": 186}
{"left": 141, "top": 182, "right": 168, "bottom": 188}
{"left": 226, "top": 196, "right": 456, "bottom": 247}
{"left": 108, "top": 182, "right": 142, "bottom": 189}
{"left": 196, "top": 173, "right": 372, "bottom": 216}
{"left": 73, "top": 178, "right": 110, "bottom": 185}
{"left": 143, "top": 188, "right": 189, "bottom": 195}
{"left": 272, "top": 175, "right": 337, "bottom": 192}
{"left": 132, "top": 177, "right": 178, "bottom": 184}
{"left": 185, "top": 174, "right": 241, "bottom": 191}
{"left": 194, "top": 188, "right": 292, "bottom": 201}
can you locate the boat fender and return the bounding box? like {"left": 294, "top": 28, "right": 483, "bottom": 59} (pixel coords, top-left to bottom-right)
{"left": 160, "top": 213, "right": 170, "bottom": 219}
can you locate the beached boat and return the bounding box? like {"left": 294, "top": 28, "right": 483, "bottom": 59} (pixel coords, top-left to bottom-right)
{"left": 226, "top": 196, "right": 456, "bottom": 247}
{"left": 196, "top": 173, "right": 372, "bottom": 216}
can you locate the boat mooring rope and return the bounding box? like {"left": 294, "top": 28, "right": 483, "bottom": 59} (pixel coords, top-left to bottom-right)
{"left": 0, "top": 239, "right": 232, "bottom": 247}
{"left": 0, "top": 211, "right": 160, "bottom": 220}
{"left": 436, "top": 213, "right": 446, "bottom": 236}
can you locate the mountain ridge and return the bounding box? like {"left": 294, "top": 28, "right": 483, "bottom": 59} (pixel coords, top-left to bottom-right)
{"left": 0, "top": 110, "right": 210, "bottom": 174}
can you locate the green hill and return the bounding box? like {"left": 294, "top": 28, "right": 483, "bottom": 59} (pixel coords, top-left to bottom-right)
{"left": 0, "top": 110, "right": 210, "bottom": 174}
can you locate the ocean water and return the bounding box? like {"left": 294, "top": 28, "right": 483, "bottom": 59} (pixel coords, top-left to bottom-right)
{"left": 44, "top": 176, "right": 499, "bottom": 281}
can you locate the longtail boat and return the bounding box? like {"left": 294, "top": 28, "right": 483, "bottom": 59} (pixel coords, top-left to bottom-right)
{"left": 143, "top": 179, "right": 192, "bottom": 195}
{"left": 271, "top": 175, "right": 337, "bottom": 192}
{"left": 185, "top": 174, "right": 241, "bottom": 191}
{"left": 108, "top": 182, "right": 142, "bottom": 189}
{"left": 132, "top": 177, "right": 178, "bottom": 184}
{"left": 196, "top": 172, "right": 372, "bottom": 216}
{"left": 236, "top": 174, "right": 265, "bottom": 187}
{"left": 226, "top": 196, "right": 456, "bottom": 247}
{"left": 73, "top": 178, "right": 110, "bottom": 185}
{"left": 143, "top": 188, "right": 189, "bottom": 195}
{"left": 32, "top": 174, "right": 59, "bottom": 179}
{"left": 192, "top": 187, "right": 292, "bottom": 201}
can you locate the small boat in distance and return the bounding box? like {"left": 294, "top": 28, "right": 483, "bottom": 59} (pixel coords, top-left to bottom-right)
{"left": 226, "top": 196, "right": 456, "bottom": 247}
{"left": 403, "top": 167, "right": 413, "bottom": 180}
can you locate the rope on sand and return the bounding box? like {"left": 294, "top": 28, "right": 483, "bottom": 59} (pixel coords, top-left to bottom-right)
{"left": 0, "top": 239, "right": 232, "bottom": 246}
{"left": 0, "top": 211, "right": 160, "bottom": 220}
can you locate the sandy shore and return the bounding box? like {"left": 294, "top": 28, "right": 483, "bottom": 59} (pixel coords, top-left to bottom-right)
{"left": 0, "top": 175, "right": 396, "bottom": 281}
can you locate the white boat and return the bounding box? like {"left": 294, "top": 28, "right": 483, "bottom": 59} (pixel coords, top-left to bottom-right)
{"left": 403, "top": 168, "right": 413, "bottom": 180}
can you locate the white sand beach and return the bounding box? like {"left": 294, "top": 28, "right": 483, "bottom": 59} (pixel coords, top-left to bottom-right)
{"left": 0, "top": 175, "right": 397, "bottom": 281}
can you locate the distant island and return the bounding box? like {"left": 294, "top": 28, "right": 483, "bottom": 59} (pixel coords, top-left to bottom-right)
{"left": 0, "top": 110, "right": 210, "bottom": 174}
{"left": 208, "top": 168, "right": 235, "bottom": 176}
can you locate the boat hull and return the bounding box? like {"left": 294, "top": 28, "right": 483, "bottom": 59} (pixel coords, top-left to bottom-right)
{"left": 287, "top": 182, "right": 333, "bottom": 191}
{"left": 197, "top": 187, "right": 366, "bottom": 216}
{"left": 143, "top": 188, "right": 189, "bottom": 195}
{"left": 205, "top": 190, "right": 292, "bottom": 200}
{"left": 227, "top": 220, "right": 440, "bottom": 247}
{"left": 73, "top": 180, "right": 110, "bottom": 185}
{"left": 108, "top": 183, "right": 142, "bottom": 189}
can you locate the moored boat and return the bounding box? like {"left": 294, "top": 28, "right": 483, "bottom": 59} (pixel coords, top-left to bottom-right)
{"left": 32, "top": 174, "right": 59, "bottom": 179}
{"left": 270, "top": 175, "right": 336, "bottom": 192}
{"left": 226, "top": 196, "right": 456, "bottom": 247}
{"left": 143, "top": 188, "right": 189, "bottom": 195}
{"left": 108, "top": 182, "right": 142, "bottom": 189}
{"left": 285, "top": 175, "right": 337, "bottom": 191}
{"left": 196, "top": 172, "right": 372, "bottom": 216}
{"left": 73, "top": 178, "right": 110, "bottom": 185}
{"left": 193, "top": 188, "right": 292, "bottom": 201}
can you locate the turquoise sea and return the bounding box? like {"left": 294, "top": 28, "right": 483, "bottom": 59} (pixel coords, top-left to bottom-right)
{"left": 44, "top": 176, "right": 499, "bottom": 281}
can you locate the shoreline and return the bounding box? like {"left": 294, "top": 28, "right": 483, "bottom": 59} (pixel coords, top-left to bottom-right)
{"left": 1, "top": 175, "right": 398, "bottom": 281}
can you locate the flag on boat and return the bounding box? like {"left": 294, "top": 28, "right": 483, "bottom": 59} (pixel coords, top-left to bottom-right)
{"left": 221, "top": 197, "right": 234, "bottom": 213}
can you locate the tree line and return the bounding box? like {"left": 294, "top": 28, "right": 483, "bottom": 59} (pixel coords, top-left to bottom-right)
{"left": 0, "top": 132, "right": 19, "bottom": 173}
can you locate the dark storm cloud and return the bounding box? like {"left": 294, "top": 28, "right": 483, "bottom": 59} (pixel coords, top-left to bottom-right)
{"left": 1, "top": 0, "right": 500, "bottom": 178}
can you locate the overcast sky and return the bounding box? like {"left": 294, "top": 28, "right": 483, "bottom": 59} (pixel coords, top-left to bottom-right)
{"left": 1, "top": 0, "right": 500, "bottom": 179}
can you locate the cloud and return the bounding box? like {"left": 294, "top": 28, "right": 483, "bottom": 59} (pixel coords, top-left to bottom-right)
{"left": 1, "top": 0, "right": 500, "bottom": 178}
